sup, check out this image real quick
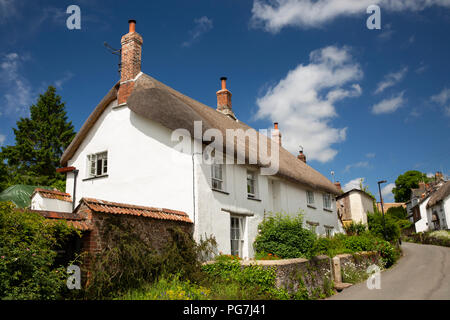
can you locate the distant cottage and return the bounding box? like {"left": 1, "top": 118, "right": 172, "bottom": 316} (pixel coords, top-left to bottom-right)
{"left": 32, "top": 20, "right": 343, "bottom": 259}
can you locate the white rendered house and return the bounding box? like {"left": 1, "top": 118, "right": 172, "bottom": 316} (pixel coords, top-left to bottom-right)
{"left": 57, "top": 20, "right": 343, "bottom": 258}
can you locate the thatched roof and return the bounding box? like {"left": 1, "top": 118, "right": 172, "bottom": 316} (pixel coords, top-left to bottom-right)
{"left": 427, "top": 181, "right": 450, "bottom": 208}
{"left": 61, "top": 73, "right": 340, "bottom": 195}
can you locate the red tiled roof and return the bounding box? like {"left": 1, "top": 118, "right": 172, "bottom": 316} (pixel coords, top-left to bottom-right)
{"left": 82, "top": 198, "right": 193, "bottom": 224}
{"left": 29, "top": 209, "right": 93, "bottom": 231}
{"left": 33, "top": 188, "right": 72, "bottom": 202}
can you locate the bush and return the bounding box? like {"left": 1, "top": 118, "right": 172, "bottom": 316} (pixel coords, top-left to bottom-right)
{"left": 0, "top": 201, "right": 79, "bottom": 299}
{"left": 375, "top": 240, "right": 400, "bottom": 268}
{"left": 407, "top": 231, "right": 450, "bottom": 247}
{"left": 343, "top": 222, "right": 367, "bottom": 236}
{"left": 84, "top": 217, "right": 208, "bottom": 299}
{"left": 343, "top": 235, "right": 377, "bottom": 252}
{"left": 253, "top": 212, "right": 317, "bottom": 259}
{"left": 367, "top": 212, "right": 400, "bottom": 242}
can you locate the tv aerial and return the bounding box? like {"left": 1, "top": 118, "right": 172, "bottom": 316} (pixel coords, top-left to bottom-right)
{"left": 104, "top": 42, "right": 122, "bottom": 75}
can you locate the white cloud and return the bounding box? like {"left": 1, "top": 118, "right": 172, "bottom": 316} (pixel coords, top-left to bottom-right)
{"left": 0, "top": 134, "right": 5, "bottom": 145}
{"left": 0, "top": 52, "right": 33, "bottom": 116}
{"left": 430, "top": 88, "right": 450, "bottom": 117}
{"left": 54, "top": 72, "right": 74, "bottom": 89}
{"left": 371, "top": 91, "right": 406, "bottom": 114}
{"left": 344, "top": 161, "right": 370, "bottom": 173}
{"left": 381, "top": 182, "right": 395, "bottom": 202}
{"left": 256, "top": 46, "right": 363, "bottom": 163}
{"left": 365, "top": 152, "right": 376, "bottom": 158}
{"left": 182, "top": 16, "right": 213, "bottom": 47}
{"left": 0, "top": 0, "right": 18, "bottom": 23}
{"left": 374, "top": 67, "right": 408, "bottom": 94}
{"left": 251, "top": 0, "right": 450, "bottom": 33}
{"left": 343, "top": 177, "right": 364, "bottom": 192}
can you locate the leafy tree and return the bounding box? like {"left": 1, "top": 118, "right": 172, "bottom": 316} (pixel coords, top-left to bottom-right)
{"left": 392, "top": 170, "right": 430, "bottom": 202}
{"left": 0, "top": 86, "right": 75, "bottom": 189}
{"left": 0, "top": 201, "right": 79, "bottom": 299}
{"left": 367, "top": 212, "right": 400, "bottom": 242}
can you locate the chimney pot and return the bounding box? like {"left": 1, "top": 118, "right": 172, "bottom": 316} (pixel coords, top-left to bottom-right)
{"left": 271, "top": 123, "right": 282, "bottom": 146}
{"left": 297, "top": 150, "right": 306, "bottom": 163}
{"left": 128, "top": 20, "right": 136, "bottom": 33}
{"left": 274, "top": 122, "right": 279, "bottom": 130}
{"left": 216, "top": 76, "right": 235, "bottom": 119}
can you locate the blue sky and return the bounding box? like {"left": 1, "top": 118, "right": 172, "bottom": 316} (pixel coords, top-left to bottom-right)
{"left": 1, "top": 0, "right": 449, "bottom": 202}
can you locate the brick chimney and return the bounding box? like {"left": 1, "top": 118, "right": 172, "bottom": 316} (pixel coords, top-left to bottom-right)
{"left": 435, "top": 171, "right": 443, "bottom": 181}
{"left": 334, "top": 181, "right": 342, "bottom": 192}
{"left": 118, "top": 20, "right": 143, "bottom": 105}
{"left": 297, "top": 150, "right": 306, "bottom": 163}
{"left": 271, "top": 122, "right": 282, "bottom": 146}
{"left": 216, "top": 77, "right": 236, "bottom": 119}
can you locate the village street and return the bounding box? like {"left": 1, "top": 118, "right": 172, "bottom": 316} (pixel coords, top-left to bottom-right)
{"left": 329, "top": 242, "right": 450, "bottom": 300}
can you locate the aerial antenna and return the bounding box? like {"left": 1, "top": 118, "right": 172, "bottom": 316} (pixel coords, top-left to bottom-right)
{"left": 299, "top": 145, "right": 304, "bottom": 153}
{"left": 103, "top": 42, "right": 122, "bottom": 75}
{"left": 331, "top": 170, "right": 335, "bottom": 183}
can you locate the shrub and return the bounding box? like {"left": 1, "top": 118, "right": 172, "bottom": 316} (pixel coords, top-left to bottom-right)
{"left": 84, "top": 216, "right": 206, "bottom": 299}
{"left": 253, "top": 212, "right": 317, "bottom": 259}
{"left": 0, "top": 201, "right": 79, "bottom": 299}
{"left": 343, "top": 222, "right": 367, "bottom": 236}
{"left": 343, "top": 235, "right": 377, "bottom": 252}
{"left": 375, "top": 240, "right": 399, "bottom": 268}
{"left": 367, "top": 212, "right": 400, "bottom": 242}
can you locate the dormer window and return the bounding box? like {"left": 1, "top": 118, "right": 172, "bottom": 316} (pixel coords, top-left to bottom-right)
{"left": 87, "top": 151, "right": 108, "bottom": 177}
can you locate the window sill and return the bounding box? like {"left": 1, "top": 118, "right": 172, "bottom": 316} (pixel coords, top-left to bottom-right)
{"left": 323, "top": 208, "right": 333, "bottom": 212}
{"left": 212, "top": 188, "right": 229, "bottom": 195}
{"left": 247, "top": 196, "right": 261, "bottom": 202}
{"left": 307, "top": 204, "right": 316, "bottom": 209}
{"left": 82, "top": 174, "right": 109, "bottom": 181}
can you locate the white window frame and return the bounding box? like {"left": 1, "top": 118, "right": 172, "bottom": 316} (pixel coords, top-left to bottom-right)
{"left": 211, "top": 161, "right": 224, "bottom": 191}
{"left": 323, "top": 193, "right": 332, "bottom": 210}
{"left": 87, "top": 151, "right": 108, "bottom": 178}
{"left": 247, "top": 170, "right": 258, "bottom": 198}
{"left": 307, "top": 221, "right": 318, "bottom": 233}
{"left": 307, "top": 190, "right": 315, "bottom": 205}
{"left": 325, "top": 226, "right": 334, "bottom": 238}
{"left": 230, "top": 216, "right": 245, "bottom": 257}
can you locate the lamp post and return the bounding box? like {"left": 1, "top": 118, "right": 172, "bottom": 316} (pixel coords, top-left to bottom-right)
{"left": 377, "top": 180, "right": 387, "bottom": 241}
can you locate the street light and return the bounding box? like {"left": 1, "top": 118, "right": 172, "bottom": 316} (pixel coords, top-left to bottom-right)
{"left": 377, "top": 180, "right": 387, "bottom": 241}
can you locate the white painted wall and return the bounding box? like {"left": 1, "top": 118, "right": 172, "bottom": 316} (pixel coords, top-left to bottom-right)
{"left": 30, "top": 193, "right": 73, "bottom": 213}
{"left": 415, "top": 197, "right": 431, "bottom": 232}
{"left": 348, "top": 191, "right": 372, "bottom": 225}
{"left": 65, "top": 100, "right": 195, "bottom": 219}
{"left": 63, "top": 99, "right": 343, "bottom": 258}
{"left": 444, "top": 196, "right": 450, "bottom": 230}
{"left": 427, "top": 196, "right": 450, "bottom": 230}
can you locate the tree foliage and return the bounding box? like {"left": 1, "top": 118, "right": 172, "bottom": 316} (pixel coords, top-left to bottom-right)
{"left": 392, "top": 170, "right": 430, "bottom": 202}
{"left": 0, "top": 201, "right": 79, "bottom": 299}
{"left": 0, "top": 86, "right": 75, "bottom": 191}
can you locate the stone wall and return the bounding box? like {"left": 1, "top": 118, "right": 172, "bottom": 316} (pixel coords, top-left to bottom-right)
{"left": 241, "top": 255, "right": 333, "bottom": 297}
{"left": 239, "top": 251, "right": 381, "bottom": 296}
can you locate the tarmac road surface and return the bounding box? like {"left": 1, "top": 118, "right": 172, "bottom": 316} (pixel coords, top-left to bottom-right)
{"left": 328, "top": 242, "right": 450, "bottom": 300}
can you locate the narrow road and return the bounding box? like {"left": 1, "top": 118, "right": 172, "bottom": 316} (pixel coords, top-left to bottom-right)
{"left": 328, "top": 242, "right": 450, "bottom": 300}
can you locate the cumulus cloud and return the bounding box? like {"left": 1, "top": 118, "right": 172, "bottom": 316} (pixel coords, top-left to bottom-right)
{"left": 255, "top": 46, "right": 363, "bottom": 163}
{"left": 182, "top": 16, "right": 213, "bottom": 47}
{"left": 343, "top": 177, "right": 364, "bottom": 192}
{"left": 371, "top": 91, "right": 406, "bottom": 114}
{"left": 251, "top": 0, "right": 450, "bottom": 33}
{"left": 381, "top": 182, "right": 395, "bottom": 202}
{"left": 374, "top": 67, "right": 408, "bottom": 94}
{"left": 0, "top": 52, "right": 33, "bottom": 116}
